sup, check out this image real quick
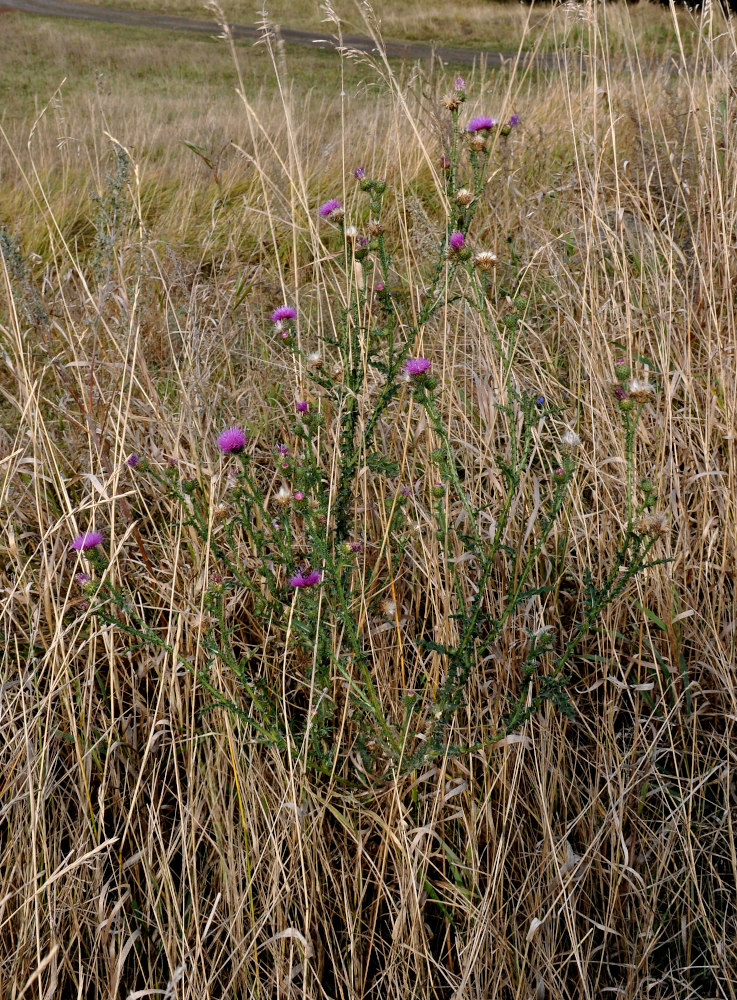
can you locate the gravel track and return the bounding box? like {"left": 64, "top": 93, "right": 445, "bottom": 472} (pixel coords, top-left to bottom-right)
{"left": 3, "top": 0, "right": 545, "bottom": 68}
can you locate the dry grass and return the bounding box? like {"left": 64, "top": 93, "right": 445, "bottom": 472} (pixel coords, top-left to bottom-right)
{"left": 2, "top": 3, "right": 737, "bottom": 998}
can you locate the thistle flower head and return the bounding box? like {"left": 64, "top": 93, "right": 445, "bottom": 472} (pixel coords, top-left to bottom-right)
{"left": 71, "top": 531, "right": 104, "bottom": 552}
{"left": 403, "top": 357, "right": 431, "bottom": 377}
{"left": 455, "top": 75, "right": 466, "bottom": 91}
{"left": 344, "top": 225, "right": 360, "bottom": 242}
{"left": 276, "top": 443, "right": 289, "bottom": 456}
{"left": 296, "top": 400, "right": 308, "bottom": 413}
{"left": 289, "top": 568, "right": 322, "bottom": 588}
{"left": 637, "top": 511, "right": 668, "bottom": 538}
{"left": 271, "top": 305, "right": 297, "bottom": 324}
{"left": 439, "top": 155, "right": 452, "bottom": 170}
{"left": 443, "top": 93, "right": 462, "bottom": 112}
{"left": 307, "top": 351, "right": 323, "bottom": 369}
{"left": 449, "top": 230, "right": 465, "bottom": 250}
{"left": 319, "top": 198, "right": 343, "bottom": 218}
{"left": 628, "top": 378, "right": 655, "bottom": 403}
{"left": 126, "top": 453, "right": 139, "bottom": 468}
{"left": 76, "top": 572, "right": 91, "bottom": 585}
{"left": 274, "top": 485, "right": 291, "bottom": 506}
{"left": 508, "top": 114, "right": 520, "bottom": 127}
{"left": 380, "top": 597, "right": 397, "bottom": 618}
{"left": 467, "top": 115, "right": 496, "bottom": 132}
{"left": 293, "top": 491, "right": 305, "bottom": 501}
{"left": 473, "top": 250, "right": 497, "bottom": 271}
{"left": 455, "top": 188, "right": 473, "bottom": 206}
{"left": 560, "top": 429, "right": 581, "bottom": 450}
{"left": 217, "top": 426, "right": 246, "bottom": 454}
{"left": 354, "top": 166, "right": 366, "bottom": 179}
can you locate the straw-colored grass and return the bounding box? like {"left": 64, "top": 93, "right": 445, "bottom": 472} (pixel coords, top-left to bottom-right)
{"left": 1, "top": 2, "right": 737, "bottom": 998}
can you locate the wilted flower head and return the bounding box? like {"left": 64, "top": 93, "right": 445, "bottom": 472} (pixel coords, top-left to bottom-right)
{"left": 637, "top": 511, "right": 668, "bottom": 538}
{"left": 71, "top": 531, "right": 104, "bottom": 552}
{"left": 319, "top": 198, "right": 343, "bottom": 218}
{"left": 613, "top": 385, "right": 628, "bottom": 401}
{"left": 473, "top": 250, "right": 497, "bottom": 271}
{"left": 439, "top": 155, "right": 452, "bottom": 170}
{"left": 455, "top": 188, "right": 473, "bottom": 206}
{"left": 508, "top": 114, "right": 520, "bottom": 127}
{"left": 467, "top": 115, "right": 496, "bottom": 132}
{"left": 307, "top": 351, "right": 323, "bottom": 369}
{"left": 274, "top": 485, "right": 291, "bottom": 506}
{"left": 296, "top": 400, "right": 308, "bottom": 413}
{"left": 449, "top": 230, "right": 465, "bottom": 250}
{"left": 380, "top": 597, "right": 397, "bottom": 618}
{"left": 354, "top": 166, "right": 366, "bottom": 179}
{"left": 126, "top": 453, "right": 139, "bottom": 468}
{"left": 628, "top": 378, "right": 655, "bottom": 403}
{"left": 344, "top": 225, "right": 359, "bottom": 242}
{"left": 271, "top": 305, "right": 297, "bottom": 325}
{"left": 404, "top": 357, "right": 431, "bottom": 377}
{"left": 560, "top": 429, "right": 581, "bottom": 450}
{"left": 289, "top": 568, "right": 322, "bottom": 588}
{"left": 76, "top": 572, "right": 91, "bottom": 585}
{"left": 217, "top": 426, "right": 246, "bottom": 454}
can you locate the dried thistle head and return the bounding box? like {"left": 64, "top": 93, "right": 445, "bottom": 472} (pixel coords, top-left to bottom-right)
{"left": 637, "top": 511, "right": 668, "bottom": 538}
{"left": 628, "top": 378, "right": 655, "bottom": 403}
{"left": 473, "top": 250, "right": 497, "bottom": 271}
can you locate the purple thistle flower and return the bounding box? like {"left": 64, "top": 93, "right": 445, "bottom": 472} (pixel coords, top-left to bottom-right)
{"left": 404, "top": 357, "right": 431, "bottom": 376}
{"left": 276, "top": 444, "right": 289, "bottom": 456}
{"left": 467, "top": 115, "right": 496, "bottom": 132}
{"left": 319, "top": 198, "right": 342, "bottom": 218}
{"left": 455, "top": 76, "right": 466, "bottom": 91}
{"left": 293, "top": 491, "right": 305, "bottom": 501}
{"left": 296, "top": 400, "right": 308, "bottom": 413}
{"left": 126, "top": 453, "right": 139, "bottom": 468}
{"left": 271, "top": 305, "right": 297, "bottom": 324}
{"left": 71, "top": 531, "right": 104, "bottom": 552}
{"left": 449, "top": 231, "right": 465, "bottom": 250}
{"left": 217, "top": 426, "right": 246, "bottom": 454}
{"left": 375, "top": 283, "right": 385, "bottom": 292}
{"left": 354, "top": 167, "right": 366, "bottom": 179}
{"left": 76, "top": 572, "right": 91, "bottom": 585}
{"left": 508, "top": 114, "right": 520, "bottom": 127}
{"left": 289, "top": 568, "right": 322, "bottom": 588}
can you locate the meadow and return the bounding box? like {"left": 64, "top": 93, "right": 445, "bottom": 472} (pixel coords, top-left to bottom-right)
{"left": 1, "top": 1, "right": 737, "bottom": 998}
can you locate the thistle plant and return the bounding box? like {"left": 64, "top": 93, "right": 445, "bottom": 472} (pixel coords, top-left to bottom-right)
{"left": 71, "top": 84, "right": 670, "bottom": 779}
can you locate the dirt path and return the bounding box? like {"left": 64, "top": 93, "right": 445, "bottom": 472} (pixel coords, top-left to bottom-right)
{"left": 3, "top": 0, "right": 542, "bottom": 68}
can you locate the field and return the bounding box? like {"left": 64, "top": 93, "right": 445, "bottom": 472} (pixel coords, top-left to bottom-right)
{"left": 1, "top": 1, "right": 737, "bottom": 998}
